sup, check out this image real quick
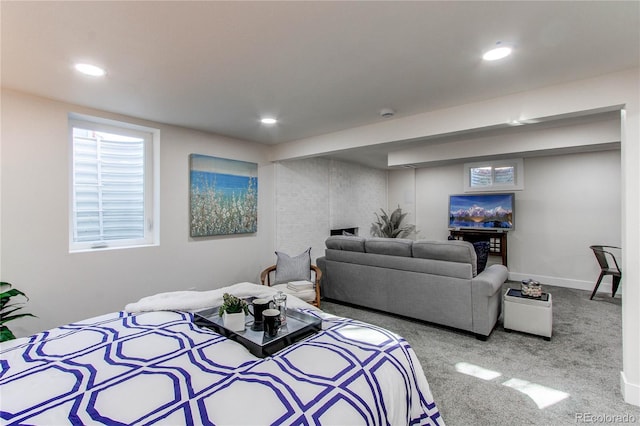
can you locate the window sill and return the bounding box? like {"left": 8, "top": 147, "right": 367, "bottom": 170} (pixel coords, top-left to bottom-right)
{"left": 69, "top": 242, "right": 159, "bottom": 254}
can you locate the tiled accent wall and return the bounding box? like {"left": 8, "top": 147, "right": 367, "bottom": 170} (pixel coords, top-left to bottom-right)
{"left": 329, "top": 161, "right": 387, "bottom": 237}
{"left": 275, "top": 158, "right": 387, "bottom": 262}
{"left": 275, "top": 158, "right": 330, "bottom": 262}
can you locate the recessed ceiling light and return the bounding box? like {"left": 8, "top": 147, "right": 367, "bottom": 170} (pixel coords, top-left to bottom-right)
{"left": 260, "top": 117, "right": 277, "bottom": 125}
{"left": 74, "top": 63, "right": 106, "bottom": 77}
{"left": 482, "top": 43, "right": 513, "bottom": 61}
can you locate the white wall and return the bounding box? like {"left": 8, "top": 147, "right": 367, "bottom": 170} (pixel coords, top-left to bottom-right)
{"left": 387, "top": 168, "right": 416, "bottom": 235}
{"left": 275, "top": 158, "right": 387, "bottom": 262}
{"left": 412, "top": 165, "right": 461, "bottom": 241}
{"left": 411, "top": 149, "right": 621, "bottom": 291}
{"left": 0, "top": 89, "right": 275, "bottom": 337}
{"left": 620, "top": 84, "right": 640, "bottom": 406}
{"left": 329, "top": 160, "right": 388, "bottom": 237}
{"left": 511, "top": 152, "right": 621, "bottom": 288}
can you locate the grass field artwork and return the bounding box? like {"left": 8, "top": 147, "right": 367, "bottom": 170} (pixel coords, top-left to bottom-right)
{"left": 189, "top": 154, "right": 258, "bottom": 237}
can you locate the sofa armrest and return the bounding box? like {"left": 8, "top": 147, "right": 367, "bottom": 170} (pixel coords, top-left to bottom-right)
{"left": 472, "top": 264, "right": 509, "bottom": 297}
{"left": 316, "top": 256, "right": 326, "bottom": 272}
{"left": 471, "top": 264, "right": 508, "bottom": 337}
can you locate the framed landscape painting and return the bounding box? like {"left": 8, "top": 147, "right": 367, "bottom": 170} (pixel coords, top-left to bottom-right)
{"left": 189, "top": 154, "right": 258, "bottom": 237}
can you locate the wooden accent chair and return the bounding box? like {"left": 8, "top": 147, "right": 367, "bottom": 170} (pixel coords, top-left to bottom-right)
{"left": 589, "top": 245, "right": 622, "bottom": 300}
{"left": 260, "top": 264, "right": 322, "bottom": 308}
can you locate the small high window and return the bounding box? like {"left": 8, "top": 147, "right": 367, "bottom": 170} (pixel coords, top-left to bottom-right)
{"left": 464, "top": 159, "right": 523, "bottom": 192}
{"left": 69, "top": 114, "right": 158, "bottom": 252}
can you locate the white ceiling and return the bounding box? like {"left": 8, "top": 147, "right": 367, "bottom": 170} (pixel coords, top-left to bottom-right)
{"left": 2, "top": 1, "right": 639, "bottom": 161}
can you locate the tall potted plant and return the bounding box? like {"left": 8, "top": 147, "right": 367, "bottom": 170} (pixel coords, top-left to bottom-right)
{"left": 1, "top": 282, "right": 35, "bottom": 342}
{"left": 371, "top": 205, "right": 417, "bottom": 238}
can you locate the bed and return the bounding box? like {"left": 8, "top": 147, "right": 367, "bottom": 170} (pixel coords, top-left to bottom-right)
{"left": 0, "top": 283, "right": 444, "bottom": 425}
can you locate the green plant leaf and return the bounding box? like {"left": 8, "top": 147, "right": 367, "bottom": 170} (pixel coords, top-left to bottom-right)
{"left": 0, "top": 283, "right": 23, "bottom": 298}
{"left": 0, "top": 289, "right": 27, "bottom": 308}
{"left": 0, "top": 282, "right": 34, "bottom": 332}
{"left": 0, "top": 288, "right": 27, "bottom": 298}
{"left": 1, "top": 304, "right": 27, "bottom": 317}
{"left": 0, "top": 312, "right": 36, "bottom": 326}
{"left": 0, "top": 325, "right": 16, "bottom": 342}
{"left": 218, "top": 293, "right": 248, "bottom": 316}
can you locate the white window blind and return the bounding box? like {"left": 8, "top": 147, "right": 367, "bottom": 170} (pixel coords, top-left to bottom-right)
{"left": 469, "top": 166, "right": 492, "bottom": 187}
{"left": 70, "top": 117, "right": 156, "bottom": 251}
{"left": 464, "top": 159, "right": 524, "bottom": 192}
{"left": 494, "top": 166, "right": 515, "bottom": 185}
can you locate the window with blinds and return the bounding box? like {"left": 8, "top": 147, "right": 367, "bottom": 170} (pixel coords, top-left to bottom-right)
{"left": 464, "top": 159, "right": 523, "bottom": 192}
{"left": 70, "top": 116, "right": 157, "bottom": 251}
{"left": 469, "top": 166, "right": 493, "bottom": 187}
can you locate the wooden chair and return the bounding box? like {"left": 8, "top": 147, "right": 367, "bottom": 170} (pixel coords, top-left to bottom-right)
{"left": 260, "top": 265, "right": 322, "bottom": 308}
{"left": 589, "top": 245, "right": 622, "bottom": 300}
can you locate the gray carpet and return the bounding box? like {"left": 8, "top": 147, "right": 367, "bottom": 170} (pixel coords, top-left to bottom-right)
{"left": 320, "top": 283, "right": 640, "bottom": 425}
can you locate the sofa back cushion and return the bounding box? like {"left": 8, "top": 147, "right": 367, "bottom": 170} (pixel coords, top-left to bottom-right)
{"left": 325, "top": 249, "right": 473, "bottom": 280}
{"left": 325, "top": 235, "right": 366, "bottom": 252}
{"left": 413, "top": 240, "right": 478, "bottom": 276}
{"left": 365, "top": 237, "right": 413, "bottom": 257}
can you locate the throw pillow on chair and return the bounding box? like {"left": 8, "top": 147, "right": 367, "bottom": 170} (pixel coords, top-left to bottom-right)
{"left": 260, "top": 248, "right": 321, "bottom": 307}
{"left": 274, "top": 248, "right": 311, "bottom": 284}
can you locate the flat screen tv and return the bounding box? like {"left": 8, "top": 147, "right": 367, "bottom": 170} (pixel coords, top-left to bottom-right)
{"left": 448, "top": 193, "right": 514, "bottom": 231}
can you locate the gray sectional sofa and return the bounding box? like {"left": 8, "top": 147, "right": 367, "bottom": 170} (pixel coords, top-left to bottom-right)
{"left": 316, "top": 235, "right": 509, "bottom": 339}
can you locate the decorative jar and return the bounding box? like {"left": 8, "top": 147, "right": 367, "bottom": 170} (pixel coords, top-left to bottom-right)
{"left": 223, "top": 311, "right": 246, "bottom": 331}
{"left": 521, "top": 279, "right": 542, "bottom": 298}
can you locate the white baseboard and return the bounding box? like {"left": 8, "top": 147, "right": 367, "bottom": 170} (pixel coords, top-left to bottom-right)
{"left": 621, "top": 371, "right": 640, "bottom": 407}
{"left": 508, "top": 271, "right": 619, "bottom": 295}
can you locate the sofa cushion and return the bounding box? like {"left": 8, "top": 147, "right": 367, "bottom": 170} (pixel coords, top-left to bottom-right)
{"left": 325, "top": 235, "right": 366, "bottom": 252}
{"left": 413, "top": 240, "right": 478, "bottom": 276}
{"left": 325, "top": 249, "right": 473, "bottom": 279}
{"left": 365, "top": 238, "right": 413, "bottom": 257}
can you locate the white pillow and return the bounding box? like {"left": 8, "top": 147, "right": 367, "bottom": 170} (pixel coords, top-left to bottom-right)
{"left": 274, "top": 248, "right": 311, "bottom": 284}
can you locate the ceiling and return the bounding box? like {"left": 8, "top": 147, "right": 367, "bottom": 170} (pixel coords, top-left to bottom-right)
{"left": 2, "top": 1, "right": 639, "bottom": 166}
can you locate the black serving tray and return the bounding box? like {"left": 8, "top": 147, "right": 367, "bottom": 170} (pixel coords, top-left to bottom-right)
{"left": 193, "top": 305, "right": 322, "bottom": 358}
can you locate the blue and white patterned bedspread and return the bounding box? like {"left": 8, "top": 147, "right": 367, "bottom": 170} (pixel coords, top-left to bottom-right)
{"left": 0, "top": 310, "right": 443, "bottom": 425}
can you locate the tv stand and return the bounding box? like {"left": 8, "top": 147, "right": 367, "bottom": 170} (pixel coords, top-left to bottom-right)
{"left": 449, "top": 229, "right": 508, "bottom": 267}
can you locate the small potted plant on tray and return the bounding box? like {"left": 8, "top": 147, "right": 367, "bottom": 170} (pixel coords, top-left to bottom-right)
{"left": 219, "top": 293, "right": 248, "bottom": 331}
